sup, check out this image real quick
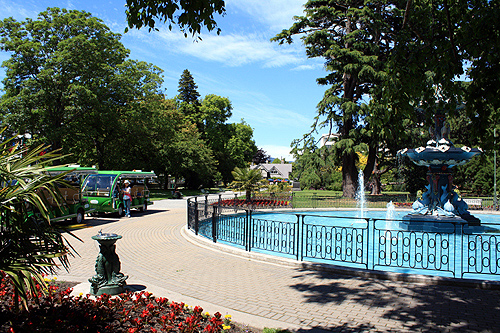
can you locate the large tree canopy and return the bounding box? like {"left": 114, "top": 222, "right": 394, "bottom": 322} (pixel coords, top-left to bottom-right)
{"left": 125, "top": 0, "right": 226, "bottom": 37}
{"left": 273, "top": 1, "right": 404, "bottom": 198}
{"left": 0, "top": 8, "right": 129, "bottom": 153}
{"left": 0, "top": 8, "right": 167, "bottom": 170}
{"left": 274, "top": 0, "right": 499, "bottom": 197}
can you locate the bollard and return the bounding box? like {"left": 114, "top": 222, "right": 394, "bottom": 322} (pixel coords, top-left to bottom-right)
{"left": 89, "top": 230, "right": 128, "bottom": 296}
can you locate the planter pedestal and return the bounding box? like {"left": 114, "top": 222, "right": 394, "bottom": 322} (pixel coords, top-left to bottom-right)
{"left": 88, "top": 231, "right": 128, "bottom": 296}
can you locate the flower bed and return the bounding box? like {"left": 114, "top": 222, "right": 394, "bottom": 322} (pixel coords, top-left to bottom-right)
{"left": 0, "top": 273, "right": 239, "bottom": 333}
{"left": 393, "top": 202, "right": 412, "bottom": 208}
{"left": 215, "top": 199, "right": 289, "bottom": 208}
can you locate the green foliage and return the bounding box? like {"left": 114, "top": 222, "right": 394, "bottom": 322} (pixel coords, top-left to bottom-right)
{"left": 0, "top": 8, "right": 161, "bottom": 169}
{"left": 253, "top": 148, "right": 270, "bottom": 164}
{"left": 225, "top": 120, "right": 258, "bottom": 178}
{"left": 177, "top": 72, "right": 257, "bottom": 186}
{"left": 300, "top": 168, "right": 322, "bottom": 190}
{"left": 178, "top": 69, "right": 201, "bottom": 109}
{"left": 0, "top": 133, "right": 75, "bottom": 311}
{"left": 0, "top": 9, "right": 257, "bottom": 191}
{"left": 273, "top": 1, "right": 407, "bottom": 198}
{"left": 455, "top": 154, "right": 497, "bottom": 196}
{"left": 291, "top": 137, "right": 340, "bottom": 190}
{"left": 274, "top": 1, "right": 500, "bottom": 198}
{"left": 266, "top": 182, "right": 291, "bottom": 194}
{"left": 125, "top": 0, "right": 225, "bottom": 37}
{"left": 397, "top": 156, "right": 428, "bottom": 195}
{"left": 152, "top": 99, "right": 216, "bottom": 189}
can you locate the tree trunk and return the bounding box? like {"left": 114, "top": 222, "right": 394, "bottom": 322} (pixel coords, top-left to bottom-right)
{"left": 364, "top": 145, "right": 378, "bottom": 185}
{"left": 342, "top": 153, "right": 358, "bottom": 198}
{"left": 371, "top": 172, "right": 382, "bottom": 195}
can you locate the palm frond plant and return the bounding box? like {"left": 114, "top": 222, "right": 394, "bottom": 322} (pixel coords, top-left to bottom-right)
{"left": 0, "top": 133, "right": 77, "bottom": 311}
{"left": 230, "top": 167, "right": 264, "bottom": 201}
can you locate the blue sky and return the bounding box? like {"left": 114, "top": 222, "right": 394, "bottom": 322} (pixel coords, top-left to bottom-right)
{"left": 0, "top": 0, "right": 328, "bottom": 161}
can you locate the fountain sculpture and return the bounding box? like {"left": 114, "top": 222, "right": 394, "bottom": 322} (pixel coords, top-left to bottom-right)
{"left": 398, "top": 112, "right": 482, "bottom": 230}
{"left": 89, "top": 230, "right": 128, "bottom": 296}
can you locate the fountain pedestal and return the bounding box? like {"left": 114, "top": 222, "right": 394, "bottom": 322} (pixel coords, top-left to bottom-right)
{"left": 398, "top": 113, "right": 482, "bottom": 230}
{"left": 89, "top": 231, "right": 128, "bottom": 296}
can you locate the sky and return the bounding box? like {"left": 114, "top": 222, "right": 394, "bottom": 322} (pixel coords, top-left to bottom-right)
{"left": 0, "top": 0, "right": 329, "bottom": 161}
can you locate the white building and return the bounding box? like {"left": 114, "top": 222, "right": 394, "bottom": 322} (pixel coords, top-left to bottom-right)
{"left": 319, "top": 133, "right": 340, "bottom": 148}
{"left": 251, "top": 162, "right": 292, "bottom": 179}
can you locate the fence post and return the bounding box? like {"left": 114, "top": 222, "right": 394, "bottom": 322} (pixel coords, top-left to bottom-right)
{"left": 245, "top": 209, "right": 250, "bottom": 251}
{"left": 367, "top": 218, "right": 374, "bottom": 271}
{"left": 247, "top": 209, "right": 253, "bottom": 252}
{"left": 186, "top": 198, "right": 190, "bottom": 227}
{"left": 454, "top": 223, "right": 463, "bottom": 278}
{"left": 204, "top": 194, "right": 208, "bottom": 217}
{"left": 212, "top": 205, "right": 218, "bottom": 243}
{"left": 194, "top": 199, "right": 199, "bottom": 235}
{"left": 296, "top": 214, "right": 304, "bottom": 261}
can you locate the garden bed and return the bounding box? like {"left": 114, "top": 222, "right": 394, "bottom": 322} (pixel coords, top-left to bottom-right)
{"left": 0, "top": 274, "right": 262, "bottom": 333}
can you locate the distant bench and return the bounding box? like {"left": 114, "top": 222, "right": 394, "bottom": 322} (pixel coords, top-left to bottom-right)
{"left": 463, "top": 198, "right": 483, "bottom": 210}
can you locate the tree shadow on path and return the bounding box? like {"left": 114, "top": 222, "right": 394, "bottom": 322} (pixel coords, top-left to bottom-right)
{"left": 290, "top": 268, "right": 500, "bottom": 332}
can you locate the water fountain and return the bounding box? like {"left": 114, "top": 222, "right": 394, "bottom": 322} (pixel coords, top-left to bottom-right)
{"left": 385, "top": 201, "right": 395, "bottom": 222}
{"left": 398, "top": 112, "right": 482, "bottom": 231}
{"left": 356, "top": 169, "right": 366, "bottom": 220}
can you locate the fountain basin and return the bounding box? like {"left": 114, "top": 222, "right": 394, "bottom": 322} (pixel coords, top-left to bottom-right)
{"left": 400, "top": 214, "right": 477, "bottom": 232}
{"left": 400, "top": 146, "right": 481, "bottom": 168}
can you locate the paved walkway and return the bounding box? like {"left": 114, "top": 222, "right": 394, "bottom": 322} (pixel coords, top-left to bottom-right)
{"left": 54, "top": 197, "right": 500, "bottom": 332}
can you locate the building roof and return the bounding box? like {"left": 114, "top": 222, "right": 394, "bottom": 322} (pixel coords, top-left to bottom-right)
{"left": 251, "top": 163, "right": 292, "bottom": 178}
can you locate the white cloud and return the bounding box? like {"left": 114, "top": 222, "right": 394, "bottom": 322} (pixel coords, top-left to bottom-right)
{"left": 228, "top": 0, "right": 305, "bottom": 32}
{"left": 152, "top": 29, "right": 302, "bottom": 68}
{"left": 0, "top": 0, "right": 39, "bottom": 20}
{"left": 260, "top": 144, "right": 294, "bottom": 161}
{"left": 292, "top": 63, "right": 323, "bottom": 71}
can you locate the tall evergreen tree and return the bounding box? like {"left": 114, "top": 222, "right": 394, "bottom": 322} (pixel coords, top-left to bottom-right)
{"left": 253, "top": 148, "right": 270, "bottom": 165}
{"left": 178, "top": 69, "right": 200, "bottom": 103}
{"left": 273, "top": 1, "right": 403, "bottom": 198}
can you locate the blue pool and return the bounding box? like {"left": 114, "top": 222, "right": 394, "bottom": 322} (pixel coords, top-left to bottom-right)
{"left": 197, "top": 209, "right": 500, "bottom": 282}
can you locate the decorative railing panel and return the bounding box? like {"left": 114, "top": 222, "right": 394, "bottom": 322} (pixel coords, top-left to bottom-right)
{"left": 251, "top": 217, "right": 297, "bottom": 256}
{"left": 372, "top": 228, "right": 455, "bottom": 276}
{"left": 217, "top": 214, "right": 247, "bottom": 247}
{"left": 303, "top": 222, "right": 368, "bottom": 268}
{"left": 464, "top": 232, "right": 500, "bottom": 276}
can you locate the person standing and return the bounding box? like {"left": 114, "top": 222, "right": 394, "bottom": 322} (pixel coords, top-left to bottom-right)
{"left": 123, "top": 180, "right": 132, "bottom": 217}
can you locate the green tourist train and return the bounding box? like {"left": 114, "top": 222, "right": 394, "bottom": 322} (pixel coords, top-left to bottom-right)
{"left": 82, "top": 170, "right": 156, "bottom": 216}
{"left": 39, "top": 165, "right": 98, "bottom": 223}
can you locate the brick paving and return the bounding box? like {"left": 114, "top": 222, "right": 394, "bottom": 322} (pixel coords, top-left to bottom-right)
{"left": 55, "top": 198, "right": 500, "bottom": 332}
